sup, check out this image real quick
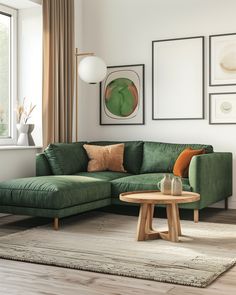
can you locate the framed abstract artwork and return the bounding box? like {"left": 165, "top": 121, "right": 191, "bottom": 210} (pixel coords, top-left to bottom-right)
{"left": 152, "top": 36, "right": 204, "bottom": 120}
{"left": 100, "top": 64, "right": 145, "bottom": 125}
{"left": 209, "top": 33, "right": 236, "bottom": 86}
{"left": 209, "top": 92, "right": 236, "bottom": 124}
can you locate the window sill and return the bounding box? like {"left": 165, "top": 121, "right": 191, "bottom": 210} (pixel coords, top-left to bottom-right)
{"left": 0, "top": 145, "right": 42, "bottom": 150}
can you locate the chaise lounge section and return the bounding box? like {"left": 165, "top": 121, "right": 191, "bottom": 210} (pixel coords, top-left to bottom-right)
{"left": 0, "top": 141, "right": 232, "bottom": 229}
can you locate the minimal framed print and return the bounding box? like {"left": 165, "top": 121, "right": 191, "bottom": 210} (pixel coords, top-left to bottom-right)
{"left": 209, "top": 33, "right": 236, "bottom": 86}
{"left": 152, "top": 36, "right": 204, "bottom": 120}
{"left": 209, "top": 92, "right": 236, "bottom": 124}
{"left": 100, "top": 64, "right": 145, "bottom": 125}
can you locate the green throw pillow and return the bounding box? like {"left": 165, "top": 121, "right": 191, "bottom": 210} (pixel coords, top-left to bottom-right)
{"left": 45, "top": 142, "right": 88, "bottom": 175}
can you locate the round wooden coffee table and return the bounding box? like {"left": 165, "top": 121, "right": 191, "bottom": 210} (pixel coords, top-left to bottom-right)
{"left": 120, "top": 190, "right": 200, "bottom": 243}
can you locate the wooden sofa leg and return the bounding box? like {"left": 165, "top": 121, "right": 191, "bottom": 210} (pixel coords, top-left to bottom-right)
{"left": 225, "top": 198, "right": 228, "bottom": 210}
{"left": 194, "top": 209, "right": 199, "bottom": 223}
{"left": 53, "top": 217, "right": 59, "bottom": 230}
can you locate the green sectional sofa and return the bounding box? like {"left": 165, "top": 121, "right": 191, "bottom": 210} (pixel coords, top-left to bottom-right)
{"left": 0, "top": 141, "right": 232, "bottom": 229}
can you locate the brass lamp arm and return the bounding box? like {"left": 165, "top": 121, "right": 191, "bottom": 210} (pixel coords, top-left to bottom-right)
{"left": 75, "top": 48, "right": 94, "bottom": 57}
{"left": 75, "top": 52, "right": 94, "bottom": 57}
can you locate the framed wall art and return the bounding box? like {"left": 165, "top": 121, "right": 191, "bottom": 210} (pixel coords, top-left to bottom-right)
{"left": 100, "top": 64, "right": 145, "bottom": 125}
{"left": 209, "top": 33, "right": 236, "bottom": 86}
{"left": 209, "top": 92, "right": 236, "bottom": 124}
{"left": 152, "top": 36, "right": 204, "bottom": 120}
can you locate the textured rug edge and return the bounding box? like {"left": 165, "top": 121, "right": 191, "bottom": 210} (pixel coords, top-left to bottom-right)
{"left": 0, "top": 252, "right": 235, "bottom": 288}
{"left": 201, "top": 259, "right": 236, "bottom": 288}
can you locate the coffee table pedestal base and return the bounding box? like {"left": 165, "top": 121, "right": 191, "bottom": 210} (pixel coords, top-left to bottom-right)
{"left": 137, "top": 203, "right": 181, "bottom": 243}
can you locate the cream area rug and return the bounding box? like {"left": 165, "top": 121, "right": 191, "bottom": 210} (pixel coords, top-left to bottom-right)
{"left": 0, "top": 212, "right": 235, "bottom": 288}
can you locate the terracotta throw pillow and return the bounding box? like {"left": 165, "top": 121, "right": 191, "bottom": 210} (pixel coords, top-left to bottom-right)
{"left": 173, "top": 147, "right": 205, "bottom": 178}
{"left": 83, "top": 144, "right": 126, "bottom": 172}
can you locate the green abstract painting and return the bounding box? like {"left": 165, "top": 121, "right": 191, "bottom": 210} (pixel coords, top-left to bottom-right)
{"left": 105, "top": 78, "right": 138, "bottom": 117}
{"left": 100, "top": 64, "right": 144, "bottom": 125}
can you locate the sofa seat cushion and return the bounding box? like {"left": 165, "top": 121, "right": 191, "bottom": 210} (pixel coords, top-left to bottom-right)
{"left": 111, "top": 173, "right": 192, "bottom": 197}
{"left": 0, "top": 176, "right": 111, "bottom": 210}
{"left": 141, "top": 142, "right": 213, "bottom": 173}
{"left": 75, "top": 171, "right": 132, "bottom": 181}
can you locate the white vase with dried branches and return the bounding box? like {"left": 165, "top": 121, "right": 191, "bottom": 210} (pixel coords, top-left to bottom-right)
{"left": 16, "top": 98, "right": 36, "bottom": 146}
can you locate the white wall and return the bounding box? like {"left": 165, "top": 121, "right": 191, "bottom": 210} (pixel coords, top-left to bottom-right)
{"left": 30, "top": 0, "right": 42, "bottom": 5}
{"left": 18, "top": 6, "right": 42, "bottom": 146}
{"left": 76, "top": 0, "right": 236, "bottom": 208}
{"left": 0, "top": 147, "right": 41, "bottom": 181}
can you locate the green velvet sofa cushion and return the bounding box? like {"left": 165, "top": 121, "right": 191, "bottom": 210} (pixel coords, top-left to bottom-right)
{"left": 44, "top": 142, "right": 88, "bottom": 175}
{"left": 0, "top": 176, "right": 110, "bottom": 210}
{"left": 141, "top": 142, "right": 214, "bottom": 173}
{"left": 36, "top": 153, "right": 52, "bottom": 176}
{"left": 75, "top": 171, "right": 132, "bottom": 181}
{"left": 90, "top": 141, "right": 143, "bottom": 174}
{"left": 111, "top": 173, "right": 192, "bottom": 197}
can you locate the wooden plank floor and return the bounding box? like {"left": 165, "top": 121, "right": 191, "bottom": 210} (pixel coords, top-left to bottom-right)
{"left": 0, "top": 208, "right": 236, "bottom": 295}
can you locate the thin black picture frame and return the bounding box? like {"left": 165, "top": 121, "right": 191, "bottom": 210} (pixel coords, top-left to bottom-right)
{"left": 152, "top": 36, "right": 205, "bottom": 120}
{"left": 209, "top": 92, "right": 236, "bottom": 125}
{"left": 99, "top": 64, "right": 145, "bottom": 126}
{"left": 209, "top": 33, "right": 236, "bottom": 87}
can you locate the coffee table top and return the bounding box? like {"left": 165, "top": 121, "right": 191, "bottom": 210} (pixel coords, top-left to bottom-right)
{"left": 120, "top": 190, "right": 200, "bottom": 205}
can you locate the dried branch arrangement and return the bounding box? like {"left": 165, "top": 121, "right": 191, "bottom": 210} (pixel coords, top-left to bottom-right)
{"left": 16, "top": 98, "right": 36, "bottom": 124}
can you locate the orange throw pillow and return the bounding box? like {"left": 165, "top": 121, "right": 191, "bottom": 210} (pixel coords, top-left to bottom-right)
{"left": 173, "top": 148, "right": 205, "bottom": 178}
{"left": 83, "top": 143, "right": 126, "bottom": 172}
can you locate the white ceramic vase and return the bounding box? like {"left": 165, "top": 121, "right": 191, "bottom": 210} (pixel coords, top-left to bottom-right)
{"left": 17, "top": 123, "right": 35, "bottom": 146}
{"left": 171, "top": 176, "right": 182, "bottom": 196}
{"left": 159, "top": 174, "right": 172, "bottom": 195}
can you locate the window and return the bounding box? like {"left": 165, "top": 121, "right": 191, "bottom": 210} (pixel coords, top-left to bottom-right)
{"left": 0, "top": 5, "right": 17, "bottom": 145}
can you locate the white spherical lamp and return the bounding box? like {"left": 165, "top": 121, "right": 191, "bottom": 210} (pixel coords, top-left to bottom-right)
{"left": 78, "top": 56, "right": 107, "bottom": 84}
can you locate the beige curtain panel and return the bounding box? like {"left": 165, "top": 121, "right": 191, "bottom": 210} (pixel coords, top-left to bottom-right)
{"left": 43, "top": 0, "right": 75, "bottom": 147}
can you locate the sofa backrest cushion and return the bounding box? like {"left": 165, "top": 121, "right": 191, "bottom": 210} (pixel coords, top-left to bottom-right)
{"left": 89, "top": 141, "right": 143, "bottom": 174}
{"left": 36, "top": 153, "right": 52, "bottom": 176}
{"left": 44, "top": 142, "right": 88, "bottom": 175}
{"left": 140, "top": 142, "right": 213, "bottom": 174}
